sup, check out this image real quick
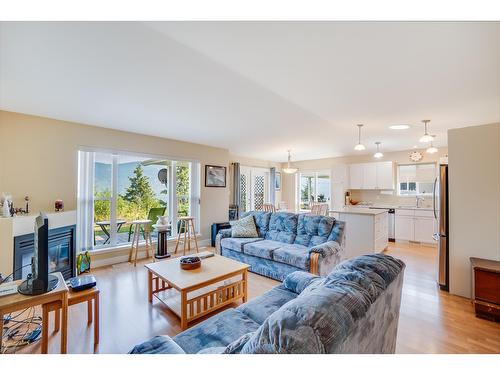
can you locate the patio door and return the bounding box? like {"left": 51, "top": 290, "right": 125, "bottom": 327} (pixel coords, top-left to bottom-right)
{"left": 240, "top": 167, "right": 268, "bottom": 212}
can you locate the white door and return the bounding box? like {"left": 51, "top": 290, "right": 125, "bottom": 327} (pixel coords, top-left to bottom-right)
{"left": 395, "top": 215, "right": 414, "bottom": 241}
{"left": 349, "top": 164, "right": 364, "bottom": 189}
{"left": 240, "top": 167, "right": 268, "bottom": 212}
{"left": 363, "top": 163, "right": 377, "bottom": 189}
{"left": 251, "top": 170, "right": 268, "bottom": 211}
{"left": 376, "top": 162, "right": 394, "bottom": 190}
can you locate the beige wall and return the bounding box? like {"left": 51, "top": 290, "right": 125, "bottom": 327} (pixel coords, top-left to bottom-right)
{"left": 0, "top": 110, "right": 231, "bottom": 244}
{"left": 280, "top": 147, "right": 448, "bottom": 210}
{"left": 448, "top": 123, "right": 500, "bottom": 298}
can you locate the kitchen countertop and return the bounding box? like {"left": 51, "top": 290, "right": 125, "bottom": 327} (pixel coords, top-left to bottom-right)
{"left": 356, "top": 204, "right": 434, "bottom": 211}
{"left": 329, "top": 207, "right": 389, "bottom": 215}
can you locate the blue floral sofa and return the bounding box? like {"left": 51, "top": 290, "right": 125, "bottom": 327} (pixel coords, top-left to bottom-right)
{"left": 215, "top": 211, "right": 346, "bottom": 281}
{"left": 130, "top": 254, "right": 405, "bottom": 354}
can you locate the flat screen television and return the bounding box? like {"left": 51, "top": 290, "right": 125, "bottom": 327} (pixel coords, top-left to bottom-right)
{"left": 18, "top": 213, "right": 59, "bottom": 295}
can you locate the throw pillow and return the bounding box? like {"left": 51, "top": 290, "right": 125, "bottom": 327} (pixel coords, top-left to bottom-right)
{"left": 230, "top": 215, "right": 259, "bottom": 238}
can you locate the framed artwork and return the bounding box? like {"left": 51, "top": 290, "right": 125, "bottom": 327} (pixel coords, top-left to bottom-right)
{"left": 275, "top": 172, "right": 282, "bottom": 191}
{"left": 205, "top": 165, "right": 227, "bottom": 187}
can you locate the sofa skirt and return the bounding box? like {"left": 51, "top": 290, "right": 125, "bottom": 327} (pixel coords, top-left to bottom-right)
{"left": 221, "top": 247, "right": 304, "bottom": 282}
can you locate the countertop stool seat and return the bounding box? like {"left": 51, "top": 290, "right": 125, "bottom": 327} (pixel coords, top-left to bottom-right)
{"left": 129, "top": 219, "right": 153, "bottom": 266}
{"left": 42, "top": 285, "right": 100, "bottom": 348}
{"left": 175, "top": 216, "right": 199, "bottom": 256}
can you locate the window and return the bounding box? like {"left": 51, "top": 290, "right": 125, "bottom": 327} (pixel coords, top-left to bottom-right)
{"left": 78, "top": 150, "right": 200, "bottom": 250}
{"left": 298, "top": 171, "right": 331, "bottom": 210}
{"left": 398, "top": 163, "right": 436, "bottom": 196}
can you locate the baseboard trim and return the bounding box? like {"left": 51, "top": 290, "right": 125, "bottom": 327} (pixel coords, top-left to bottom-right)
{"left": 90, "top": 238, "right": 211, "bottom": 269}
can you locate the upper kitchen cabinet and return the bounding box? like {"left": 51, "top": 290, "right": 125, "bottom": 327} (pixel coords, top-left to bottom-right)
{"left": 349, "top": 161, "right": 394, "bottom": 190}
{"left": 376, "top": 161, "right": 395, "bottom": 190}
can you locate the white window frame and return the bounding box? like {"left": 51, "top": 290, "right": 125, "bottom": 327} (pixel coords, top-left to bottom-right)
{"left": 297, "top": 170, "right": 331, "bottom": 212}
{"left": 239, "top": 166, "right": 269, "bottom": 212}
{"left": 397, "top": 163, "right": 436, "bottom": 197}
{"left": 82, "top": 148, "right": 201, "bottom": 252}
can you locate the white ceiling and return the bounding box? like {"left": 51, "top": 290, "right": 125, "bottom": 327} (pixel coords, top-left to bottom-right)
{"left": 1, "top": 22, "right": 499, "bottom": 162}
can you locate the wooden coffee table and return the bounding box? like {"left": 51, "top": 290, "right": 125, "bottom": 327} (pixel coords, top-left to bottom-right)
{"left": 145, "top": 254, "right": 250, "bottom": 330}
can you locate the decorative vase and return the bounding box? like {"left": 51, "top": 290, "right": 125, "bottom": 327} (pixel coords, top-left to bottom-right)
{"left": 156, "top": 215, "right": 169, "bottom": 226}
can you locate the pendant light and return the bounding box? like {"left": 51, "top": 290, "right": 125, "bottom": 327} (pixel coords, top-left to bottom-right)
{"left": 419, "top": 119, "right": 434, "bottom": 143}
{"left": 373, "top": 142, "right": 384, "bottom": 159}
{"left": 426, "top": 136, "right": 438, "bottom": 154}
{"left": 282, "top": 150, "right": 298, "bottom": 174}
{"left": 354, "top": 124, "right": 366, "bottom": 151}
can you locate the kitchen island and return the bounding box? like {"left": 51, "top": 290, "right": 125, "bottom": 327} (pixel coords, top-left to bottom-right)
{"left": 329, "top": 207, "right": 389, "bottom": 259}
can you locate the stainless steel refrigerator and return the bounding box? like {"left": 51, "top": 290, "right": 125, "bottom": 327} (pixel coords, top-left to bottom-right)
{"left": 433, "top": 163, "right": 449, "bottom": 291}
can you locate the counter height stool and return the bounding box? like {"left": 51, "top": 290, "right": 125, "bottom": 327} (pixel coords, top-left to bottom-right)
{"left": 129, "top": 219, "right": 153, "bottom": 266}
{"left": 174, "top": 216, "right": 199, "bottom": 256}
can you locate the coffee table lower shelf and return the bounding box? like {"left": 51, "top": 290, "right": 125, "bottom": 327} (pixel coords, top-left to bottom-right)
{"left": 147, "top": 269, "right": 248, "bottom": 330}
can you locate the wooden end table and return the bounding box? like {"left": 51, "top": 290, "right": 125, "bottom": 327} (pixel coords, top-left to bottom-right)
{"left": 145, "top": 254, "right": 249, "bottom": 330}
{"left": 0, "top": 272, "right": 68, "bottom": 354}
{"left": 42, "top": 285, "right": 100, "bottom": 347}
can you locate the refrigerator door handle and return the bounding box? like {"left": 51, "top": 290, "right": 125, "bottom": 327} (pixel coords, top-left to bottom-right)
{"left": 433, "top": 177, "right": 438, "bottom": 219}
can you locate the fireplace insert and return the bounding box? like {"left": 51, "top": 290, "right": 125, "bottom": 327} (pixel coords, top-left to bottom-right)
{"left": 13, "top": 225, "right": 76, "bottom": 280}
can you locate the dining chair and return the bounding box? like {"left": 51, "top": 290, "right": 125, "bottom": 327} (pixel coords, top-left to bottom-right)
{"left": 128, "top": 207, "right": 166, "bottom": 241}
{"left": 262, "top": 203, "right": 276, "bottom": 213}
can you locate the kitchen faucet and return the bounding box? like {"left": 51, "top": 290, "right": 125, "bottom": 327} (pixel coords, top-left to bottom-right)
{"left": 415, "top": 196, "right": 425, "bottom": 208}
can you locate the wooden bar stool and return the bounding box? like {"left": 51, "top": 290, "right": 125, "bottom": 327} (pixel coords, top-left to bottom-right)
{"left": 43, "top": 286, "right": 100, "bottom": 348}
{"left": 129, "top": 219, "right": 153, "bottom": 266}
{"left": 174, "top": 216, "right": 199, "bottom": 256}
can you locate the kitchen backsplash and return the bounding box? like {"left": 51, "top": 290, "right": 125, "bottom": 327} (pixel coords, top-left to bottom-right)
{"left": 349, "top": 189, "right": 434, "bottom": 208}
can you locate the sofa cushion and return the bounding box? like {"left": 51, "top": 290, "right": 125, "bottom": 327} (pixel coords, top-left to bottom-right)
{"left": 294, "top": 214, "right": 335, "bottom": 247}
{"left": 241, "top": 211, "right": 271, "bottom": 237}
{"left": 230, "top": 215, "right": 259, "bottom": 238}
{"left": 328, "top": 220, "right": 345, "bottom": 244}
{"left": 283, "top": 271, "right": 322, "bottom": 295}
{"left": 129, "top": 335, "right": 186, "bottom": 354}
{"left": 220, "top": 237, "right": 263, "bottom": 252}
{"left": 173, "top": 308, "right": 260, "bottom": 354}
{"left": 239, "top": 254, "right": 405, "bottom": 354}
{"left": 237, "top": 284, "right": 298, "bottom": 325}
{"left": 265, "top": 212, "right": 298, "bottom": 244}
{"left": 272, "top": 244, "right": 310, "bottom": 269}
{"left": 243, "top": 240, "right": 283, "bottom": 260}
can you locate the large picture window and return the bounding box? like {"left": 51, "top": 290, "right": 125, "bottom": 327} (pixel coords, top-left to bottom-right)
{"left": 298, "top": 171, "right": 331, "bottom": 210}
{"left": 78, "top": 150, "right": 200, "bottom": 250}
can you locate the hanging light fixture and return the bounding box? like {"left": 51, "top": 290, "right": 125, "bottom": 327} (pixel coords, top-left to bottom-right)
{"left": 282, "top": 150, "right": 298, "bottom": 174}
{"left": 426, "top": 135, "right": 438, "bottom": 154}
{"left": 354, "top": 124, "right": 366, "bottom": 151}
{"left": 373, "top": 142, "right": 384, "bottom": 159}
{"left": 419, "top": 119, "right": 434, "bottom": 143}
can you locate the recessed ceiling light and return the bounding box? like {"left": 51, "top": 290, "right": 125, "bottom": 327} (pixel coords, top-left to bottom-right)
{"left": 389, "top": 125, "right": 410, "bottom": 130}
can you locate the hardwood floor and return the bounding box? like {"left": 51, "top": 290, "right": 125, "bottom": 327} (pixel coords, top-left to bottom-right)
{"left": 14, "top": 243, "right": 500, "bottom": 354}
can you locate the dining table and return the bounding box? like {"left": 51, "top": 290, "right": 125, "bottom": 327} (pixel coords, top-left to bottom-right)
{"left": 95, "top": 219, "right": 127, "bottom": 244}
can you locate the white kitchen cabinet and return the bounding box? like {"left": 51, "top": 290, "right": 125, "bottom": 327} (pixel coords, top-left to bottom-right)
{"left": 395, "top": 209, "right": 437, "bottom": 244}
{"left": 349, "top": 161, "right": 394, "bottom": 190}
{"left": 414, "top": 217, "right": 436, "bottom": 243}
{"left": 349, "top": 163, "right": 364, "bottom": 189}
{"left": 376, "top": 161, "right": 394, "bottom": 189}
{"left": 395, "top": 215, "right": 414, "bottom": 241}
{"left": 363, "top": 163, "right": 377, "bottom": 189}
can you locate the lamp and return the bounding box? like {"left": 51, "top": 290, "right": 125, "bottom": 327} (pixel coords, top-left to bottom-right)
{"left": 282, "top": 150, "right": 298, "bottom": 174}
{"left": 354, "top": 124, "right": 366, "bottom": 151}
{"left": 419, "top": 120, "right": 434, "bottom": 143}
{"left": 426, "top": 136, "right": 438, "bottom": 154}
{"left": 373, "top": 142, "right": 384, "bottom": 159}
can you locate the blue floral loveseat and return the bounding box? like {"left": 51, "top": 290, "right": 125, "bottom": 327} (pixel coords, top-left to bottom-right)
{"left": 130, "top": 254, "right": 405, "bottom": 354}
{"left": 215, "top": 211, "right": 346, "bottom": 281}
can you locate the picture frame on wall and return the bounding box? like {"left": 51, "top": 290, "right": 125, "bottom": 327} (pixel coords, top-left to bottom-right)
{"left": 275, "top": 172, "right": 281, "bottom": 191}
{"left": 205, "top": 165, "right": 227, "bottom": 187}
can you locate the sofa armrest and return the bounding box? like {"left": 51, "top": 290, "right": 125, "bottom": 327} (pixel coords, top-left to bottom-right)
{"left": 283, "top": 271, "right": 321, "bottom": 294}
{"left": 309, "top": 241, "right": 344, "bottom": 276}
{"left": 129, "top": 335, "right": 186, "bottom": 354}
{"left": 215, "top": 228, "right": 232, "bottom": 254}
